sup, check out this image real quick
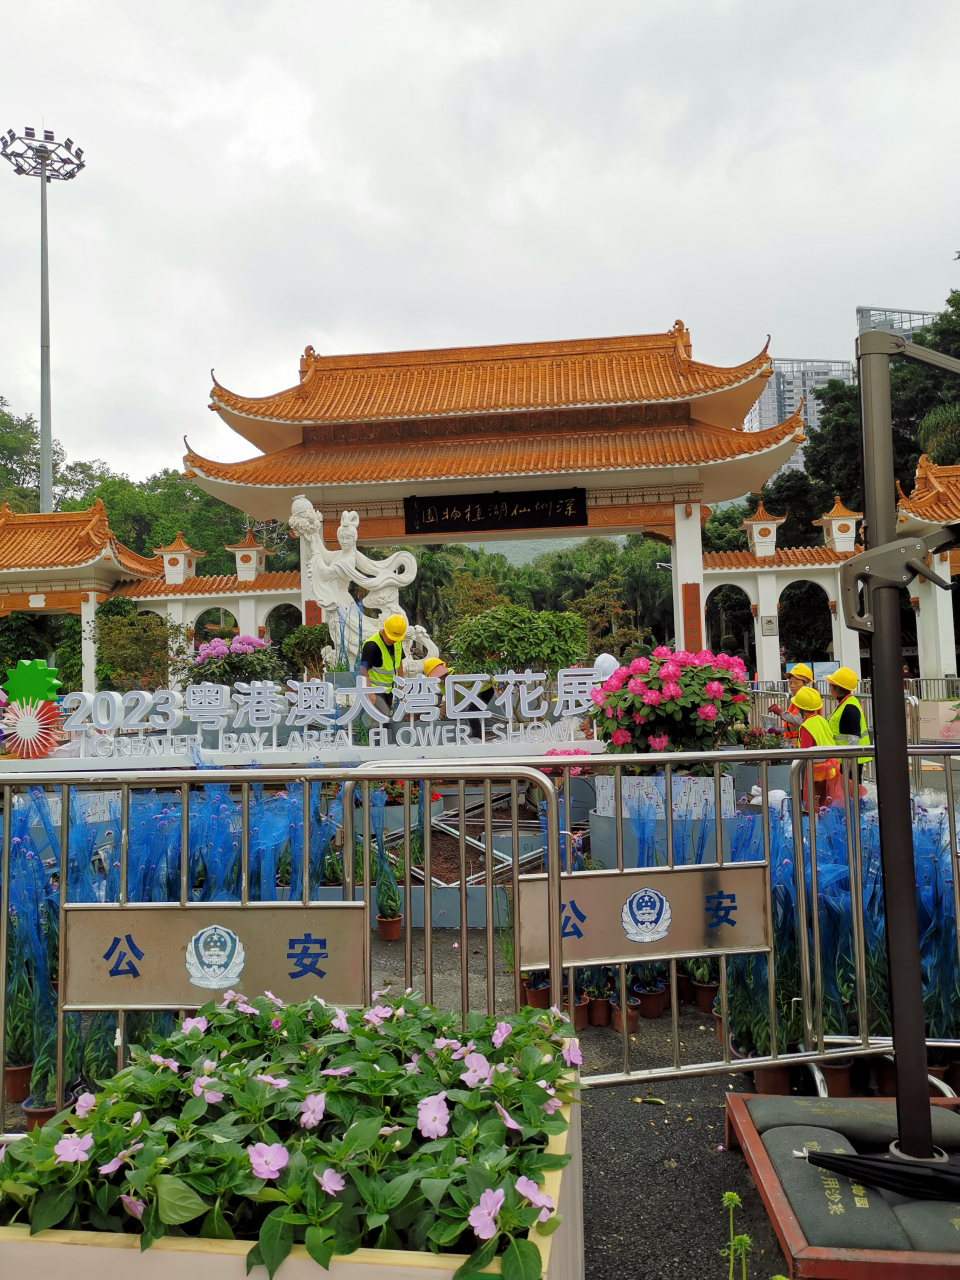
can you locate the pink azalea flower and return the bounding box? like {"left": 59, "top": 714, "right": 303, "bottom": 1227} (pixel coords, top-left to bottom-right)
{"left": 694, "top": 649, "right": 716, "bottom": 666}
{"left": 731, "top": 693, "right": 746, "bottom": 703}
{"left": 315, "top": 1167, "right": 345, "bottom": 1196}
{"left": 492, "top": 1021, "right": 512, "bottom": 1049}
{"left": 417, "top": 1091, "right": 450, "bottom": 1139}
{"left": 697, "top": 703, "right": 718, "bottom": 721}
{"left": 642, "top": 689, "right": 661, "bottom": 706}
{"left": 648, "top": 733, "right": 669, "bottom": 751}
{"left": 149, "top": 1054, "right": 179, "bottom": 1072}
{"left": 331, "top": 1009, "right": 349, "bottom": 1033}
{"left": 610, "top": 728, "right": 631, "bottom": 746}
{"left": 604, "top": 706, "right": 614, "bottom": 718}
{"left": 253, "top": 1073, "right": 289, "bottom": 1089}
{"left": 54, "top": 1133, "right": 94, "bottom": 1164}
{"left": 74, "top": 1091, "right": 97, "bottom": 1118}
{"left": 673, "top": 650, "right": 695, "bottom": 667}
{"left": 632, "top": 713, "right": 645, "bottom": 725}
{"left": 658, "top": 662, "right": 681, "bottom": 680}
{"left": 495, "top": 1102, "right": 522, "bottom": 1131}
{"left": 460, "top": 1053, "right": 492, "bottom": 1088}
{"left": 247, "top": 1142, "right": 289, "bottom": 1180}
{"left": 299, "top": 1093, "right": 326, "bottom": 1128}
{"left": 120, "top": 1194, "right": 145, "bottom": 1219}
{"left": 321, "top": 1066, "right": 353, "bottom": 1077}
{"left": 270, "top": 1017, "right": 282, "bottom": 1030}
{"left": 614, "top": 707, "right": 625, "bottom": 719}
{"left": 98, "top": 1142, "right": 143, "bottom": 1175}
{"left": 661, "top": 681, "right": 682, "bottom": 701}
{"left": 192, "top": 1076, "right": 225, "bottom": 1104}
{"left": 516, "top": 1175, "right": 556, "bottom": 1221}
{"left": 627, "top": 677, "right": 646, "bottom": 695}
{"left": 652, "top": 645, "right": 672, "bottom": 659}
{"left": 236, "top": 1001, "right": 258, "bottom": 1015}
{"left": 629, "top": 656, "right": 650, "bottom": 675}
{"left": 589, "top": 687, "right": 606, "bottom": 707}
{"left": 615, "top": 665, "right": 630, "bottom": 680}
{"left": 704, "top": 680, "right": 724, "bottom": 700}
{"left": 562, "top": 1041, "right": 583, "bottom": 1067}
{"left": 468, "top": 1187, "right": 505, "bottom": 1240}
{"left": 180, "top": 1016, "right": 207, "bottom": 1034}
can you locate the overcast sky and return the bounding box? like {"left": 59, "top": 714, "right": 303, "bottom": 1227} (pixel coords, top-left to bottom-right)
{"left": 1, "top": 0, "right": 959, "bottom": 481}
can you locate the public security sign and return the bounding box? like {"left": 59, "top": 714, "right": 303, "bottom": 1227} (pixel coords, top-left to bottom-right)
{"left": 517, "top": 864, "right": 769, "bottom": 968}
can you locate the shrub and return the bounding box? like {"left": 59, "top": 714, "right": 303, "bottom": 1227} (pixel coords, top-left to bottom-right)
{"left": 446, "top": 604, "right": 587, "bottom": 676}
{"left": 191, "top": 634, "right": 285, "bottom": 685}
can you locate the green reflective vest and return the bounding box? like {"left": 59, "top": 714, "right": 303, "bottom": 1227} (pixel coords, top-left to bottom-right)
{"left": 800, "top": 713, "right": 836, "bottom": 749}
{"left": 828, "top": 693, "right": 870, "bottom": 764}
{"left": 367, "top": 633, "right": 402, "bottom": 692}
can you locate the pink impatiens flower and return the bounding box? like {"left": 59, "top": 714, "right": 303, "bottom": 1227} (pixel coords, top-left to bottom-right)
{"left": 192, "top": 1076, "right": 224, "bottom": 1104}
{"left": 180, "top": 1016, "right": 207, "bottom": 1034}
{"left": 642, "top": 689, "right": 661, "bottom": 706}
{"left": 331, "top": 1009, "right": 349, "bottom": 1033}
{"left": 417, "top": 1092, "right": 450, "bottom": 1139}
{"left": 149, "top": 1055, "right": 178, "bottom": 1072}
{"left": 495, "top": 1102, "right": 522, "bottom": 1131}
{"left": 697, "top": 703, "right": 718, "bottom": 721}
{"left": 74, "top": 1091, "right": 97, "bottom": 1118}
{"left": 98, "top": 1142, "right": 143, "bottom": 1174}
{"left": 468, "top": 1187, "right": 505, "bottom": 1240}
{"left": 236, "top": 1001, "right": 258, "bottom": 1015}
{"left": 492, "top": 1021, "right": 512, "bottom": 1049}
{"left": 321, "top": 1066, "right": 353, "bottom": 1077}
{"left": 315, "top": 1167, "right": 345, "bottom": 1196}
{"left": 460, "top": 1053, "right": 492, "bottom": 1088}
{"left": 270, "top": 1018, "right": 282, "bottom": 1030}
{"left": 516, "top": 1175, "right": 556, "bottom": 1222}
{"left": 610, "top": 728, "right": 631, "bottom": 746}
{"left": 299, "top": 1093, "right": 326, "bottom": 1128}
{"left": 562, "top": 1041, "right": 583, "bottom": 1067}
{"left": 264, "top": 991, "right": 284, "bottom": 1006}
{"left": 54, "top": 1133, "right": 94, "bottom": 1164}
{"left": 120, "top": 1194, "right": 145, "bottom": 1219}
{"left": 433, "top": 1037, "right": 461, "bottom": 1051}
{"left": 247, "top": 1142, "right": 289, "bottom": 1180}
{"left": 541, "top": 1096, "right": 564, "bottom": 1115}
{"left": 704, "top": 680, "right": 724, "bottom": 700}
{"left": 253, "top": 1073, "right": 289, "bottom": 1089}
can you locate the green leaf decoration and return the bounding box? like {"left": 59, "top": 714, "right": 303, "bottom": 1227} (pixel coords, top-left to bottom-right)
{"left": 501, "top": 1237, "right": 544, "bottom": 1280}
{"left": 30, "top": 1185, "right": 76, "bottom": 1233}
{"left": 3, "top": 659, "right": 61, "bottom": 704}
{"left": 155, "top": 1174, "right": 209, "bottom": 1225}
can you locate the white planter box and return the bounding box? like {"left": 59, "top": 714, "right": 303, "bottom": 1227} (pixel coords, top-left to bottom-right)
{"left": 0, "top": 1103, "right": 582, "bottom": 1280}
{"left": 383, "top": 799, "right": 444, "bottom": 833}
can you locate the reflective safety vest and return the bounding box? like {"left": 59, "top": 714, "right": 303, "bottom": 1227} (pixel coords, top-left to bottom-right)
{"left": 800, "top": 712, "right": 840, "bottom": 782}
{"left": 828, "top": 693, "right": 870, "bottom": 764}
{"left": 367, "top": 633, "right": 402, "bottom": 692}
{"left": 781, "top": 699, "right": 803, "bottom": 745}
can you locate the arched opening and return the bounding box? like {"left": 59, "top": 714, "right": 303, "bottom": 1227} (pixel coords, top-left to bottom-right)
{"left": 777, "top": 581, "right": 832, "bottom": 664}
{"left": 705, "top": 584, "right": 755, "bottom": 666}
{"left": 263, "top": 603, "right": 302, "bottom": 647}
{"left": 192, "top": 607, "right": 238, "bottom": 649}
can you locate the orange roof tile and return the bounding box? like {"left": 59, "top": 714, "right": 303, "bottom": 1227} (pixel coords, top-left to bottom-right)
{"left": 703, "top": 547, "right": 855, "bottom": 570}
{"left": 224, "top": 527, "right": 276, "bottom": 553}
{"left": 897, "top": 455, "right": 960, "bottom": 525}
{"left": 112, "top": 571, "right": 301, "bottom": 600}
{"left": 155, "top": 531, "right": 205, "bottom": 556}
{"left": 186, "top": 410, "right": 803, "bottom": 490}
{"left": 210, "top": 323, "right": 772, "bottom": 426}
{"left": 740, "top": 498, "right": 785, "bottom": 525}
{"left": 0, "top": 501, "right": 163, "bottom": 577}
{"left": 813, "top": 494, "right": 862, "bottom": 524}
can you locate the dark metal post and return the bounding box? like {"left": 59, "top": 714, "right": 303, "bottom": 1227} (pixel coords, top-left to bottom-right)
{"left": 858, "top": 333, "right": 933, "bottom": 1158}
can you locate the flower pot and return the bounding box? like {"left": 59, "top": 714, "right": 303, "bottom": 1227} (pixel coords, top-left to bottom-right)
{"left": 692, "top": 979, "right": 720, "bottom": 1014}
{"left": 5, "top": 1063, "right": 32, "bottom": 1103}
{"left": 635, "top": 986, "right": 665, "bottom": 1020}
{"left": 714, "top": 1011, "right": 724, "bottom": 1047}
{"left": 376, "top": 914, "right": 402, "bottom": 942}
{"left": 588, "top": 996, "right": 611, "bottom": 1026}
{"left": 611, "top": 999, "right": 640, "bottom": 1034}
{"left": 523, "top": 982, "right": 551, "bottom": 1009}
{"left": 566, "top": 994, "right": 590, "bottom": 1032}
{"left": 820, "top": 1058, "right": 853, "bottom": 1098}
{"left": 753, "top": 1062, "right": 792, "bottom": 1095}
{"left": 928, "top": 1063, "right": 949, "bottom": 1096}
{"left": 21, "top": 1092, "right": 72, "bottom": 1131}
{"left": 877, "top": 1055, "right": 898, "bottom": 1096}
{"left": 946, "top": 1059, "right": 960, "bottom": 1095}
{"left": 676, "top": 972, "right": 696, "bottom": 1004}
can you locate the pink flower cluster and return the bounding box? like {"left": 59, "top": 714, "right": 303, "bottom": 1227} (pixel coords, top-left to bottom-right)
{"left": 195, "top": 634, "right": 267, "bottom": 665}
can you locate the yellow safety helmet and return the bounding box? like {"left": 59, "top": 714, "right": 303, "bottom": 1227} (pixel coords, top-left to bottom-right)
{"left": 382, "top": 614, "right": 407, "bottom": 643}
{"left": 828, "top": 666, "right": 858, "bottom": 692}
{"left": 789, "top": 663, "right": 813, "bottom": 683}
{"left": 793, "top": 686, "right": 823, "bottom": 712}
{"left": 423, "top": 657, "right": 448, "bottom": 677}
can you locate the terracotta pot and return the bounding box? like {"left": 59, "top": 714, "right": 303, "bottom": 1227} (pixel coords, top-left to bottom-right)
{"left": 946, "top": 1059, "right": 960, "bottom": 1095}
{"left": 635, "top": 986, "right": 665, "bottom": 1020}
{"left": 928, "top": 1063, "right": 949, "bottom": 1096}
{"left": 693, "top": 980, "right": 720, "bottom": 1015}
{"left": 571, "top": 995, "right": 590, "bottom": 1032}
{"left": 523, "top": 982, "right": 551, "bottom": 1010}
{"left": 5, "top": 1063, "right": 32, "bottom": 1104}
{"left": 753, "top": 1062, "right": 792, "bottom": 1095}
{"left": 21, "top": 1093, "right": 72, "bottom": 1132}
{"left": 376, "top": 914, "right": 402, "bottom": 942}
{"left": 661, "top": 981, "right": 672, "bottom": 1012}
{"left": 588, "top": 996, "right": 611, "bottom": 1026}
{"left": 820, "top": 1059, "right": 853, "bottom": 1098}
{"left": 877, "top": 1056, "right": 898, "bottom": 1096}
{"left": 611, "top": 999, "right": 640, "bottom": 1034}
{"left": 714, "top": 1011, "right": 724, "bottom": 1047}
{"left": 676, "top": 972, "right": 696, "bottom": 1005}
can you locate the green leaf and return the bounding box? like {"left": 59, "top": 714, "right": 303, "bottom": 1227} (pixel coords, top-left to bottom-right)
{"left": 451, "top": 1233, "right": 499, "bottom": 1280}
{"left": 30, "top": 1185, "right": 76, "bottom": 1234}
{"left": 155, "top": 1174, "right": 209, "bottom": 1225}
{"left": 339, "top": 1115, "right": 385, "bottom": 1158}
{"left": 366, "top": 1211, "right": 389, "bottom": 1229}
{"left": 501, "top": 1237, "right": 544, "bottom": 1280}
{"left": 165, "top": 1139, "right": 202, "bottom": 1163}
{"left": 1, "top": 1179, "right": 37, "bottom": 1202}
{"left": 200, "top": 1202, "right": 235, "bottom": 1239}
{"left": 304, "top": 1224, "right": 335, "bottom": 1270}
{"left": 420, "top": 1177, "right": 452, "bottom": 1209}
{"left": 245, "top": 1242, "right": 264, "bottom": 1274}
{"left": 384, "top": 1171, "right": 418, "bottom": 1209}
{"left": 180, "top": 1095, "right": 207, "bottom": 1123}
{"left": 535, "top": 1212, "right": 562, "bottom": 1237}
{"left": 258, "top": 1209, "right": 294, "bottom": 1280}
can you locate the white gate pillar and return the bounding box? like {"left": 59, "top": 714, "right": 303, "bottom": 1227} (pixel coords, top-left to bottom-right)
{"left": 753, "top": 573, "right": 781, "bottom": 684}
{"left": 671, "top": 503, "right": 705, "bottom": 651}
{"left": 829, "top": 599, "right": 863, "bottom": 680}
{"left": 80, "top": 591, "right": 97, "bottom": 693}
{"left": 916, "top": 559, "right": 957, "bottom": 678}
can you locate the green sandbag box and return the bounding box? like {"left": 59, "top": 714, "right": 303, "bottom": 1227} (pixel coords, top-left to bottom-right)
{"left": 747, "top": 1098, "right": 960, "bottom": 1254}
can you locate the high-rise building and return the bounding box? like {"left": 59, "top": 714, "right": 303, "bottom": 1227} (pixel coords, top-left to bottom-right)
{"left": 856, "top": 305, "right": 939, "bottom": 341}
{"left": 744, "top": 358, "right": 854, "bottom": 475}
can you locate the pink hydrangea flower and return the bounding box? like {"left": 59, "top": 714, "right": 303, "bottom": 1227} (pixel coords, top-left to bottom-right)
{"left": 492, "top": 1021, "right": 512, "bottom": 1048}
{"left": 460, "top": 1053, "right": 492, "bottom": 1088}
{"left": 468, "top": 1187, "right": 505, "bottom": 1240}
{"left": 495, "top": 1101, "right": 522, "bottom": 1130}
{"left": 648, "top": 733, "right": 669, "bottom": 751}
{"left": 652, "top": 645, "right": 672, "bottom": 659}
{"left": 661, "top": 681, "right": 682, "bottom": 701}
{"left": 315, "top": 1167, "right": 345, "bottom": 1195}
{"left": 697, "top": 703, "right": 718, "bottom": 721}
{"left": 417, "top": 1092, "right": 450, "bottom": 1139}
{"left": 180, "top": 1016, "right": 207, "bottom": 1034}
{"left": 248, "top": 1142, "right": 289, "bottom": 1180}
{"left": 610, "top": 728, "right": 631, "bottom": 746}
{"left": 642, "top": 689, "right": 661, "bottom": 706}
{"left": 627, "top": 677, "right": 646, "bottom": 695}
{"left": 120, "top": 1194, "right": 145, "bottom": 1219}
{"left": 630, "top": 656, "right": 650, "bottom": 675}
{"left": 54, "top": 1133, "right": 93, "bottom": 1164}
{"left": 75, "top": 1091, "right": 97, "bottom": 1118}
{"left": 300, "top": 1093, "right": 326, "bottom": 1128}
{"left": 331, "top": 1009, "right": 349, "bottom": 1033}
{"left": 516, "top": 1174, "right": 556, "bottom": 1221}
{"left": 704, "top": 680, "right": 724, "bottom": 700}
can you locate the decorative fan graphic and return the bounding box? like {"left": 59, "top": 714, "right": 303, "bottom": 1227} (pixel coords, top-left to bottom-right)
{"left": 2, "top": 698, "right": 64, "bottom": 759}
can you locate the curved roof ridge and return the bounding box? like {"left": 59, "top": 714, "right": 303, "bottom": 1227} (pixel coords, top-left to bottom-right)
{"left": 813, "top": 494, "right": 863, "bottom": 524}
{"left": 741, "top": 498, "right": 786, "bottom": 525}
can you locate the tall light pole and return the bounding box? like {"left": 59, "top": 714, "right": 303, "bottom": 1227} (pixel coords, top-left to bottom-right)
{"left": 1, "top": 127, "right": 85, "bottom": 513}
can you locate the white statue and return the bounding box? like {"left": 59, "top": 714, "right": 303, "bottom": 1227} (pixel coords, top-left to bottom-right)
{"left": 289, "top": 495, "right": 438, "bottom": 669}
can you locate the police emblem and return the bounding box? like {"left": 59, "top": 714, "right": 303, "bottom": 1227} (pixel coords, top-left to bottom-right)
{"left": 185, "top": 924, "right": 246, "bottom": 989}
{"left": 621, "top": 886, "right": 672, "bottom": 944}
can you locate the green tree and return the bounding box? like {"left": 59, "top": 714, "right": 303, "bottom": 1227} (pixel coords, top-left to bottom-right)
{"left": 400, "top": 544, "right": 459, "bottom": 631}
{"left": 749, "top": 471, "right": 835, "bottom": 548}
{"left": 702, "top": 503, "right": 748, "bottom": 553}
{"left": 620, "top": 536, "right": 674, "bottom": 642}
{"left": 918, "top": 402, "right": 960, "bottom": 466}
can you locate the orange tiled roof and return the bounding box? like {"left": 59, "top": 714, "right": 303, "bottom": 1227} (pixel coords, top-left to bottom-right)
{"left": 897, "top": 455, "right": 960, "bottom": 524}
{"left": 186, "top": 410, "right": 804, "bottom": 489}
{"left": 155, "top": 531, "right": 205, "bottom": 556}
{"left": 813, "top": 494, "right": 862, "bottom": 524}
{"left": 112, "top": 571, "right": 301, "bottom": 600}
{"left": 209, "top": 323, "right": 773, "bottom": 426}
{"left": 224, "top": 527, "right": 276, "bottom": 553}
{"left": 0, "top": 500, "right": 163, "bottom": 577}
{"left": 703, "top": 546, "right": 855, "bottom": 570}
{"left": 740, "top": 498, "right": 785, "bottom": 525}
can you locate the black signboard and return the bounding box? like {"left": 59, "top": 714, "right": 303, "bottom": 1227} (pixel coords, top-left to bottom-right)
{"left": 404, "top": 487, "right": 588, "bottom": 537}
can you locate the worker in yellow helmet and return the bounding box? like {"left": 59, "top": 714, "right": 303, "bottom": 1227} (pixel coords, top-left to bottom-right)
{"left": 422, "top": 656, "right": 494, "bottom": 739}
{"left": 793, "top": 685, "right": 841, "bottom": 809}
{"left": 768, "top": 663, "right": 814, "bottom": 745}
{"left": 358, "top": 614, "right": 406, "bottom": 721}
{"left": 826, "top": 667, "right": 870, "bottom": 770}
